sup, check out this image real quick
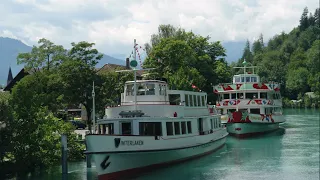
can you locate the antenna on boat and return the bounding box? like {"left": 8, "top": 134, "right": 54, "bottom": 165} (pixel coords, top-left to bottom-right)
{"left": 233, "top": 59, "right": 257, "bottom": 74}
{"left": 92, "top": 81, "right": 96, "bottom": 134}
{"left": 115, "top": 39, "right": 157, "bottom": 111}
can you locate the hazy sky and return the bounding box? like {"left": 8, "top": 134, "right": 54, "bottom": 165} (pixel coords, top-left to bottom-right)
{"left": 0, "top": 0, "right": 318, "bottom": 58}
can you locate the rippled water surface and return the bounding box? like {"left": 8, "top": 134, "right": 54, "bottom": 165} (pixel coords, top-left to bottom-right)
{"left": 25, "top": 109, "right": 319, "bottom": 180}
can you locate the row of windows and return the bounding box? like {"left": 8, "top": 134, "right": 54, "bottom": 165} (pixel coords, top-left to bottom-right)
{"left": 226, "top": 107, "right": 282, "bottom": 114}
{"left": 219, "top": 92, "right": 281, "bottom": 100}
{"left": 185, "top": 94, "right": 206, "bottom": 107}
{"left": 210, "top": 118, "right": 221, "bottom": 129}
{"left": 125, "top": 83, "right": 167, "bottom": 96}
{"left": 234, "top": 76, "right": 258, "bottom": 83}
{"left": 166, "top": 121, "right": 192, "bottom": 136}
{"left": 98, "top": 119, "right": 223, "bottom": 136}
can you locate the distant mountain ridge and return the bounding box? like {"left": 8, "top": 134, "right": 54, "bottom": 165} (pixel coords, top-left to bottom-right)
{"left": 0, "top": 37, "right": 126, "bottom": 86}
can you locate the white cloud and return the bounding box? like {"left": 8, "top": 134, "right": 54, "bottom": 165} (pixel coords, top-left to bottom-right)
{"left": 0, "top": 0, "right": 318, "bottom": 59}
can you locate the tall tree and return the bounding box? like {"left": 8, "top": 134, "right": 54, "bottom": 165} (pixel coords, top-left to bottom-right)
{"left": 314, "top": 8, "right": 319, "bottom": 27}
{"left": 241, "top": 39, "right": 253, "bottom": 63}
{"left": 252, "top": 34, "right": 264, "bottom": 55}
{"left": 17, "top": 38, "right": 66, "bottom": 72}
{"left": 58, "top": 41, "right": 103, "bottom": 131}
{"left": 300, "top": 7, "right": 309, "bottom": 30}
{"left": 143, "top": 25, "right": 227, "bottom": 102}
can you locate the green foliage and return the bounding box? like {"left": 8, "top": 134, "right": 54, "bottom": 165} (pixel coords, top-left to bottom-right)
{"left": 236, "top": 7, "right": 320, "bottom": 100}
{"left": 58, "top": 41, "right": 103, "bottom": 129}
{"left": 8, "top": 74, "right": 84, "bottom": 173}
{"left": 96, "top": 68, "right": 134, "bottom": 117}
{"left": 0, "top": 92, "right": 12, "bottom": 165}
{"left": 17, "top": 38, "right": 66, "bottom": 72}
{"left": 143, "top": 24, "right": 227, "bottom": 102}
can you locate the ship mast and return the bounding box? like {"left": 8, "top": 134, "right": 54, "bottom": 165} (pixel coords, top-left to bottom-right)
{"left": 115, "top": 39, "right": 156, "bottom": 112}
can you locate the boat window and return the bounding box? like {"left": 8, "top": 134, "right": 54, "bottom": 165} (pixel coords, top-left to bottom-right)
{"left": 235, "top": 77, "right": 241, "bottom": 83}
{"left": 174, "top": 122, "right": 180, "bottom": 135}
{"left": 181, "top": 122, "right": 186, "bottom": 134}
{"left": 210, "top": 119, "right": 214, "bottom": 129}
{"left": 237, "top": 93, "right": 244, "bottom": 99}
{"left": 126, "top": 84, "right": 134, "bottom": 96}
{"left": 146, "top": 83, "right": 155, "bottom": 95}
{"left": 246, "top": 92, "right": 258, "bottom": 99}
{"left": 223, "top": 94, "right": 229, "bottom": 100}
{"left": 239, "top": 109, "right": 247, "bottom": 113}
{"left": 197, "top": 96, "right": 201, "bottom": 107}
{"left": 265, "top": 108, "right": 274, "bottom": 114}
{"left": 139, "top": 122, "right": 162, "bottom": 136}
{"left": 231, "top": 93, "right": 236, "bottom": 99}
{"left": 193, "top": 95, "right": 197, "bottom": 106}
{"left": 260, "top": 92, "right": 267, "bottom": 99}
{"left": 198, "top": 118, "right": 203, "bottom": 133}
{"left": 228, "top": 109, "right": 236, "bottom": 113}
{"left": 101, "top": 123, "right": 114, "bottom": 135}
{"left": 187, "top": 121, "right": 192, "bottom": 133}
{"left": 159, "top": 85, "right": 166, "bottom": 96}
{"left": 251, "top": 77, "right": 257, "bottom": 82}
{"left": 241, "top": 77, "right": 245, "bottom": 82}
{"left": 169, "top": 94, "right": 181, "bottom": 105}
{"left": 121, "top": 122, "right": 132, "bottom": 135}
{"left": 166, "top": 122, "right": 174, "bottom": 136}
{"left": 246, "top": 77, "right": 251, "bottom": 82}
{"left": 137, "top": 83, "right": 146, "bottom": 96}
{"left": 201, "top": 96, "right": 205, "bottom": 106}
{"left": 190, "top": 95, "right": 194, "bottom": 106}
{"left": 250, "top": 108, "right": 260, "bottom": 114}
{"left": 185, "top": 94, "right": 189, "bottom": 106}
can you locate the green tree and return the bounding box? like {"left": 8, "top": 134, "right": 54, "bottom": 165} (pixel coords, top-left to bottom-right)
{"left": 314, "top": 8, "right": 319, "bottom": 27}
{"left": 143, "top": 25, "right": 227, "bottom": 102}
{"left": 0, "top": 92, "right": 12, "bottom": 165}
{"left": 306, "top": 40, "right": 320, "bottom": 95}
{"left": 300, "top": 7, "right": 309, "bottom": 30}
{"left": 241, "top": 39, "right": 253, "bottom": 63}
{"left": 58, "top": 41, "right": 103, "bottom": 131}
{"left": 252, "top": 34, "right": 264, "bottom": 55}
{"left": 17, "top": 38, "right": 66, "bottom": 72}
{"left": 96, "top": 68, "right": 134, "bottom": 118}
{"left": 9, "top": 74, "right": 84, "bottom": 174}
{"left": 286, "top": 67, "right": 310, "bottom": 95}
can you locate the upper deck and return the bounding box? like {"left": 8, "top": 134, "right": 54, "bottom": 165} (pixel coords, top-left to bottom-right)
{"left": 213, "top": 62, "right": 280, "bottom": 93}
{"left": 104, "top": 79, "right": 215, "bottom": 119}
{"left": 213, "top": 74, "right": 280, "bottom": 93}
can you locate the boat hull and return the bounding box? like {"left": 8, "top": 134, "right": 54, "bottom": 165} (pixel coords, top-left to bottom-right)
{"left": 227, "top": 123, "right": 280, "bottom": 138}
{"left": 90, "top": 136, "right": 227, "bottom": 180}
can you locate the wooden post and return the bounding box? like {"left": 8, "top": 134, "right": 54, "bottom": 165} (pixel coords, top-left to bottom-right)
{"left": 61, "top": 134, "right": 68, "bottom": 180}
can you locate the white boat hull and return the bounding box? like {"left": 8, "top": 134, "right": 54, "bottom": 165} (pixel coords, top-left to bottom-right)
{"left": 86, "top": 133, "right": 227, "bottom": 180}
{"left": 227, "top": 123, "right": 280, "bottom": 137}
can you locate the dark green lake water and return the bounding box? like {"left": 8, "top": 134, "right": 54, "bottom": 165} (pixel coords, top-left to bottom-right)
{"left": 23, "top": 109, "right": 319, "bottom": 180}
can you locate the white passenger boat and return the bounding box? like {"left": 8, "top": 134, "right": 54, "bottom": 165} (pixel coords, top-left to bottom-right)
{"left": 84, "top": 41, "right": 228, "bottom": 180}
{"left": 213, "top": 60, "right": 285, "bottom": 138}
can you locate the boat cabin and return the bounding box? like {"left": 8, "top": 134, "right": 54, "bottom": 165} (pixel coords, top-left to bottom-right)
{"left": 97, "top": 79, "right": 222, "bottom": 138}
{"left": 119, "top": 80, "right": 208, "bottom": 107}
{"left": 233, "top": 74, "right": 260, "bottom": 84}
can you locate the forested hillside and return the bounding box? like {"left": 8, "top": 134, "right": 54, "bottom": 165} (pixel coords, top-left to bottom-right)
{"left": 231, "top": 7, "right": 319, "bottom": 107}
